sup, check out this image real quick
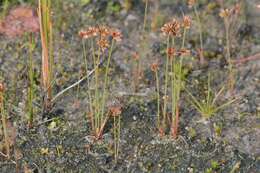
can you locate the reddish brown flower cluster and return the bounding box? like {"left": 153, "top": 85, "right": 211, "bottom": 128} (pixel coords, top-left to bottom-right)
{"left": 161, "top": 18, "right": 181, "bottom": 37}
{"left": 167, "top": 47, "right": 176, "bottom": 57}
{"left": 109, "top": 106, "right": 122, "bottom": 117}
{"left": 97, "top": 39, "right": 109, "bottom": 52}
{"left": 219, "top": 4, "right": 241, "bottom": 19}
{"left": 79, "top": 25, "right": 122, "bottom": 52}
{"left": 177, "top": 48, "right": 191, "bottom": 56}
{"left": 78, "top": 27, "right": 98, "bottom": 39}
{"left": 188, "top": 0, "right": 196, "bottom": 8}
{"left": 182, "top": 16, "right": 191, "bottom": 29}
{"left": 219, "top": 8, "right": 232, "bottom": 18}
{"left": 167, "top": 48, "right": 190, "bottom": 57}
{"left": 132, "top": 52, "right": 139, "bottom": 61}
{"left": 150, "top": 63, "right": 159, "bottom": 72}
{"left": 161, "top": 16, "right": 192, "bottom": 37}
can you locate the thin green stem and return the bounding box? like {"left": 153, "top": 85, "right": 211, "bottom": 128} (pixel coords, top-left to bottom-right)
{"left": 28, "top": 34, "right": 35, "bottom": 127}
{"left": 155, "top": 70, "right": 160, "bottom": 129}
{"left": 100, "top": 40, "right": 115, "bottom": 125}
{"left": 94, "top": 45, "right": 101, "bottom": 134}
{"left": 162, "top": 35, "right": 170, "bottom": 131}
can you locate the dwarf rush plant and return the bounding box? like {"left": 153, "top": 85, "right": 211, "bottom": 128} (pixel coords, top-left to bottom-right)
{"left": 219, "top": 3, "right": 241, "bottom": 91}
{"left": 109, "top": 106, "right": 121, "bottom": 162}
{"left": 185, "top": 74, "right": 236, "bottom": 120}
{"left": 79, "top": 26, "right": 122, "bottom": 139}
{"left": 38, "top": 0, "right": 53, "bottom": 111}
{"left": 157, "top": 16, "right": 191, "bottom": 138}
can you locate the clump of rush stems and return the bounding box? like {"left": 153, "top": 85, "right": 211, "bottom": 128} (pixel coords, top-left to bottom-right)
{"left": 38, "top": 0, "right": 53, "bottom": 112}
{"left": 0, "top": 83, "right": 10, "bottom": 159}
{"left": 185, "top": 73, "right": 236, "bottom": 123}
{"left": 188, "top": 0, "right": 204, "bottom": 64}
{"left": 109, "top": 105, "right": 121, "bottom": 162}
{"left": 219, "top": 3, "right": 241, "bottom": 91}
{"left": 155, "top": 16, "right": 191, "bottom": 138}
{"left": 79, "top": 25, "right": 122, "bottom": 139}
{"left": 27, "top": 34, "right": 36, "bottom": 128}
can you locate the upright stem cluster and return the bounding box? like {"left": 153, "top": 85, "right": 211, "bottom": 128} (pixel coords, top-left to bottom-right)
{"left": 38, "top": 0, "right": 53, "bottom": 111}
{"left": 154, "top": 16, "right": 191, "bottom": 137}
{"left": 79, "top": 26, "right": 122, "bottom": 139}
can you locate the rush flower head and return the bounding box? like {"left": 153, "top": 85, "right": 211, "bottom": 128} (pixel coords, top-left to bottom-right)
{"left": 182, "top": 16, "right": 191, "bottom": 29}
{"left": 132, "top": 52, "right": 139, "bottom": 61}
{"left": 97, "top": 38, "right": 109, "bottom": 52}
{"left": 219, "top": 8, "right": 232, "bottom": 18}
{"left": 177, "top": 48, "right": 191, "bottom": 56}
{"left": 188, "top": 0, "right": 196, "bottom": 8}
{"left": 110, "top": 29, "right": 122, "bottom": 42}
{"left": 109, "top": 106, "right": 122, "bottom": 117}
{"left": 167, "top": 47, "right": 176, "bottom": 57}
{"left": 232, "top": 3, "right": 241, "bottom": 15}
{"left": 150, "top": 62, "right": 159, "bottom": 72}
{"left": 97, "top": 25, "right": 110, "bottom": 37}
{"left": 79, "top": 26, "right": 98, "bottom": 39}
{"left": 161, "top": 19, "right": 181, "bottom": 37}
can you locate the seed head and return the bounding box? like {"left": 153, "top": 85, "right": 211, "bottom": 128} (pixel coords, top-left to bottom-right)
{"left": 97, "top": 38, "right": 109, "bottom": 52}
{"left": 167, "top": 47, "right": 176, "bottom": 57}
{"left": 132, "top": 52, "right": 139, "bottom": 61}
{"left": 232, "top": 3, "right": 241, "bottom": 15}
{"left": 161, "top": 19, "right": 181, "bottom": 37}
{"left": 97, "top": 25, "right": 110, "bottom": 37}
{"left": 219, "top": 8, "right": 232, "bottom": 18}
{"left": 150, "top": 63, "right": 159, "bottom": 72}
{"left": 188, "top": 0, "right": 196, "bottom": 8}
{"left": 79, "top": 27, "right": 98, "bottom": 39}
{"left": 110, "top": 29, "right": 122, "bottom": 42}
{"left": 109, "top": 106, "right": 122, "bottom": 117}
{"left": 182, "top": 16, "right": 191, "bottom": 29}
{"left": 177, "top": 48, "right": 191, "bottom": 56}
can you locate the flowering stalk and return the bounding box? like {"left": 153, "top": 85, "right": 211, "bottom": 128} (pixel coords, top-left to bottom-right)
{"left": 162, "top": 35, "right": 170, "bottom": 133}
{"left": 160, "top": 17, "right": 191, "bottom": 138}
{"left": 219, "top": 8, "right": 235, "bottom": 90}
{"left": 110, "top": 106, "right": 121, "bottom": 162}
{"left": 79, "top": 26, "right": 122, "bottom": 139}
{"left": 151, "top": 63, "right": 160, "bottom": 130}
{"left": 100, "top": 40, "right": 115, "bottom": 125}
